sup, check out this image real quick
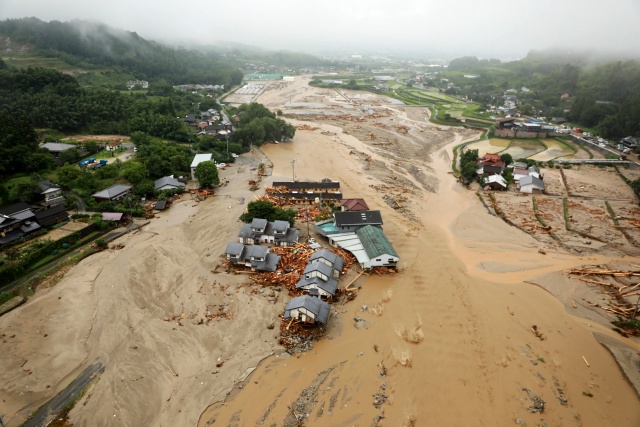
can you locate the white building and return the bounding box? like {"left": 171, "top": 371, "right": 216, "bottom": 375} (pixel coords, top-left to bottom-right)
{"left": 190, "top": 153, "right": 213, "bottom": 180}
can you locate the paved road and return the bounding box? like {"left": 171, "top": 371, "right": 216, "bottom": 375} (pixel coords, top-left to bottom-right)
{"left": 24, "top": 361, "right": 104, "bottom": 427}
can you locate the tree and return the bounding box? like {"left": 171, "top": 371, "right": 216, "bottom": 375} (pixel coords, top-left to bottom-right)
{"left": 500, "top": 153, "right": 513, "bottom": 165}
{"left": 122, "top": 161, "right": 148, "bottom": 185}
{"left": 194, "top": 161, "right": 219, "bottom": 188}
{"left": 240, "top": 200, "right": 296, "bottom": 226}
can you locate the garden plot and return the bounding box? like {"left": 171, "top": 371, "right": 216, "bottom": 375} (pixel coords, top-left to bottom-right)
{"left": 539, "top": 168, "right": 567, "bottom": 196}
{"left": 501, "top": 139, "right": 545, "bottom": 159}
{"left": 491, "top": 192, "right": 557, "bottom": 246}
{"left": 563, "top": 166, "right": 636, "bottom": 200}
{"left": 529, "top": 139, "right": 576, "bottom": 161}
{"left": 619, "top": 167, "right": 640, "bottom": 182}
{"left": 565, "top": 198, "right": 628, "bottom": 246}
{"left": 607, "top": 201, "right": 640, "bottom": 245}
{"left": 466, "top": 138, "right": 510, "bottom": 156}
{"left": 534, "top": 197, "right": 570, "bottom": 235}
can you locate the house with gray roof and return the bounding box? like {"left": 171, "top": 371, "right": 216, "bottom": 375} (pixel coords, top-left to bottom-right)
{"left": 42, "top": 142, "right": 76, "bottom": 157}
{"left": 284, "top": 295, "right": 331, "bottom": 325}
{"left": 36, "top": 180, "right": 65, "bottom": 208}
{"left": 308, "top": 249, "right": 344, "bottom": 279}
{"left": 0, "top": 202, "right": 40, "bottom": 245}
{"left": 296, "top": 262, "right": 339, "bottom": 299}
{"left": 518, "top": 175, "right": 544, "bottom": 194}
{"left": 154, "top": 176, "right": 186, "bottom": 191}
{"left": 92, "top": 184, "right": 132, "bottom": 203}
{"left": 238, "top": 218, "right": 299, "bottom": 246}
{"left": 223, "top": 242, "right": 281, "bottom": 272}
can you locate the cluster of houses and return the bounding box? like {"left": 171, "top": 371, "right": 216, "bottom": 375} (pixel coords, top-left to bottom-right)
{"left": 269, "top": 180, "right": 400, "bottom": 270}
{"left": 0, "top": 180, "right": 70, "bottom": 245}
{"left": 224, "top": 218, "right": 299, "bottom": 272}
{"left": 181, "top": 109, "right": 234, "bottom": 138}
{"left": 222, "top": 179, "right": 400, "bottom": 327}
{"left": 282, "top": 248, "right": 346, "bottom": 326}
{"left": 476, "top": 153, "right": 545, "bottom": 194}
{"left": 126, "top": 80, "right": 149, "bottom": 90}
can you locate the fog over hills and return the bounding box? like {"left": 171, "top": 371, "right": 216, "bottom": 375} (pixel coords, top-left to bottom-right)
{"left": 2, "top": 0, "right": 640, "bottom": 60}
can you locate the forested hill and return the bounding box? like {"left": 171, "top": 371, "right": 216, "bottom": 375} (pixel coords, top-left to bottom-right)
{"left": 0, "top": 17, "right": 243, "bottom": 87}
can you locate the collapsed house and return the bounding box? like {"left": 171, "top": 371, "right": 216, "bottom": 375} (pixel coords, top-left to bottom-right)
{"left": 270, "top": 180, "right": 342, "bottom": 205}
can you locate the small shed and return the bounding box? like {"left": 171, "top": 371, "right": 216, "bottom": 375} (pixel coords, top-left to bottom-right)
{"left": 284, "top": 296, "right": 331, "bottom": 325}
{"left": 102, "top": 212, "right": 124, "bottom": 222}
{"left": 518, "top": 175, "right": 544, "bottom": 194}
{"left": 484, "top": 175, "right": 507, "bottom": 190}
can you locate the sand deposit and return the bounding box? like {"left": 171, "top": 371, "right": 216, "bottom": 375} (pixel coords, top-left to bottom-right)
{"left": 1, "top": 76, "right": 639, "bottom": 427}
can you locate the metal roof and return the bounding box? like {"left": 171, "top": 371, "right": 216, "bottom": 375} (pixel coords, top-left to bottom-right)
{"left": 190, "top": 153, "right": 213, "bottom": 168}
{"left": 309, "top": 249, "right": 344, "bottom": 271}
{"left": 519, "top": 175, "right": 544, "bottom": 189}
{"left": 92, "top": 185, "right": 132, "bottom": 200}
{"left": 328, "top": 232, "right": 370, "bottom": 266}
{"left": 154, "top": 176, "right": 185, "bottom": 190}
{"left": 42, "top": 142, "right": 76, "bottom": 152}
{"left": 356, "top": 225, "right": 399, "bottom": 259}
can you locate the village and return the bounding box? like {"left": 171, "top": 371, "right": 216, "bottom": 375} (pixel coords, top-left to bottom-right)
{"left": 1, "top": 74, "right": 640, "bottom": 427}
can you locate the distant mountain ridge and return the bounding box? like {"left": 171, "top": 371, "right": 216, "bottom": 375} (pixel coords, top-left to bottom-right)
{"left": 0, "top": 17, "right": 243, "bottom": 86}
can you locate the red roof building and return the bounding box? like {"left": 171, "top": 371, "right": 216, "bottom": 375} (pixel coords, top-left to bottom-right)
{"left": 340, "top": 198, "right": 369, "bottom": 212}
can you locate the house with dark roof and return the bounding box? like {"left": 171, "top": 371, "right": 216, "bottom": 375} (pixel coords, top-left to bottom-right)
{"left": 296, "top": 262, "right": 338, "bottom": 299}
{"left": 154, "top": 176, "right": 186, "bottom": 191}
{"left": 308, "top": 249, "right": 344, "bottom": 278}
{"left": 340, "top": 198, "right": 369, "bottom": 212}
{"left": 36, "top": 180, "right": 65, "bottom": 208}
{"left": 92, "top": 184, "right": 132, "bottom": 203}
{"left": 356, "top": 225, "right": 399, "bottom": 269}
{"left": 41, "top": 142, "right": 76, "bottom": 157}
{"left": 238, "top": 218, "right": 299, "bottom": 246}
{"left": 284, "top": 295, "right": 331, "bottom": 325}
{"left": 332, "top": 210, "right": 383, "bottom": 233}
{"left": 0, "top": 203, "right": 40, "bottom": 245}
{"left": 223, "top": 242, "right": 281, "bottom": 272}
{"left": 272, "top": 181, "right": 341, "bottom": 192}
{"left": 34, "top": 205, "right": 69, "bottom": 227}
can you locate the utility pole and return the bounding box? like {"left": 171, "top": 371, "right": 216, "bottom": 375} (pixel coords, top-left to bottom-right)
{"left": 291, "top": 159, "right": 296, "bottom": 182}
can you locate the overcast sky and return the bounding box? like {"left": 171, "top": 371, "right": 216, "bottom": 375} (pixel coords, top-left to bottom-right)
{"left": 2, "top": 0, "right": 640, "bottom": 59}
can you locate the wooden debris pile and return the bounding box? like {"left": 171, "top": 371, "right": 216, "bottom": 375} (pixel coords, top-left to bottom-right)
{"left": 296, "top": 124, "right": 319, "bottom": 131}
{"left": 564, "top": 266, "right": 640, "bottom": 325}
{"left": 364, "top": 133, "right": 376, "bottom": 141}
{"left": 295, "top": 206, "right": 325, "bottom": 222}
{"left": 394, "top": 125, "right": 409, "bottom": 134}
{"left": 250, "top": 243, "right": 317, "bottom": 294}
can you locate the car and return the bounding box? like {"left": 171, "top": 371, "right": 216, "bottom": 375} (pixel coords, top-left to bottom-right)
{"left": 133, "top": 147, "right": 137, "bottom": 152}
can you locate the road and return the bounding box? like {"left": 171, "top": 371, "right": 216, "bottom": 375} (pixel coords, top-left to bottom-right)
{"left": 23, "top": 361, "right": 104, "bottom": 427}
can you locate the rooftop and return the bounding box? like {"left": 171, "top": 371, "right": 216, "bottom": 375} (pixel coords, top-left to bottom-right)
{"left": 356, "top": 225, "right": 398, "bottom": 259}
{"left": 334, "top": 210, "right": 383, "bottom": 227}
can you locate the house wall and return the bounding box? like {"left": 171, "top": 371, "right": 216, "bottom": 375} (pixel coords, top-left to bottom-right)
{"left": 519, "top": 185, "right": 543, "bottom": 194}
{"left": 364, "top": 253, "right": 399, "bottom": 269}
{"left": 300, "top": 285, "right": 332, "bottom": 299}
{"left": 288, "top": 307, "right": 316, "bottom": 323}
